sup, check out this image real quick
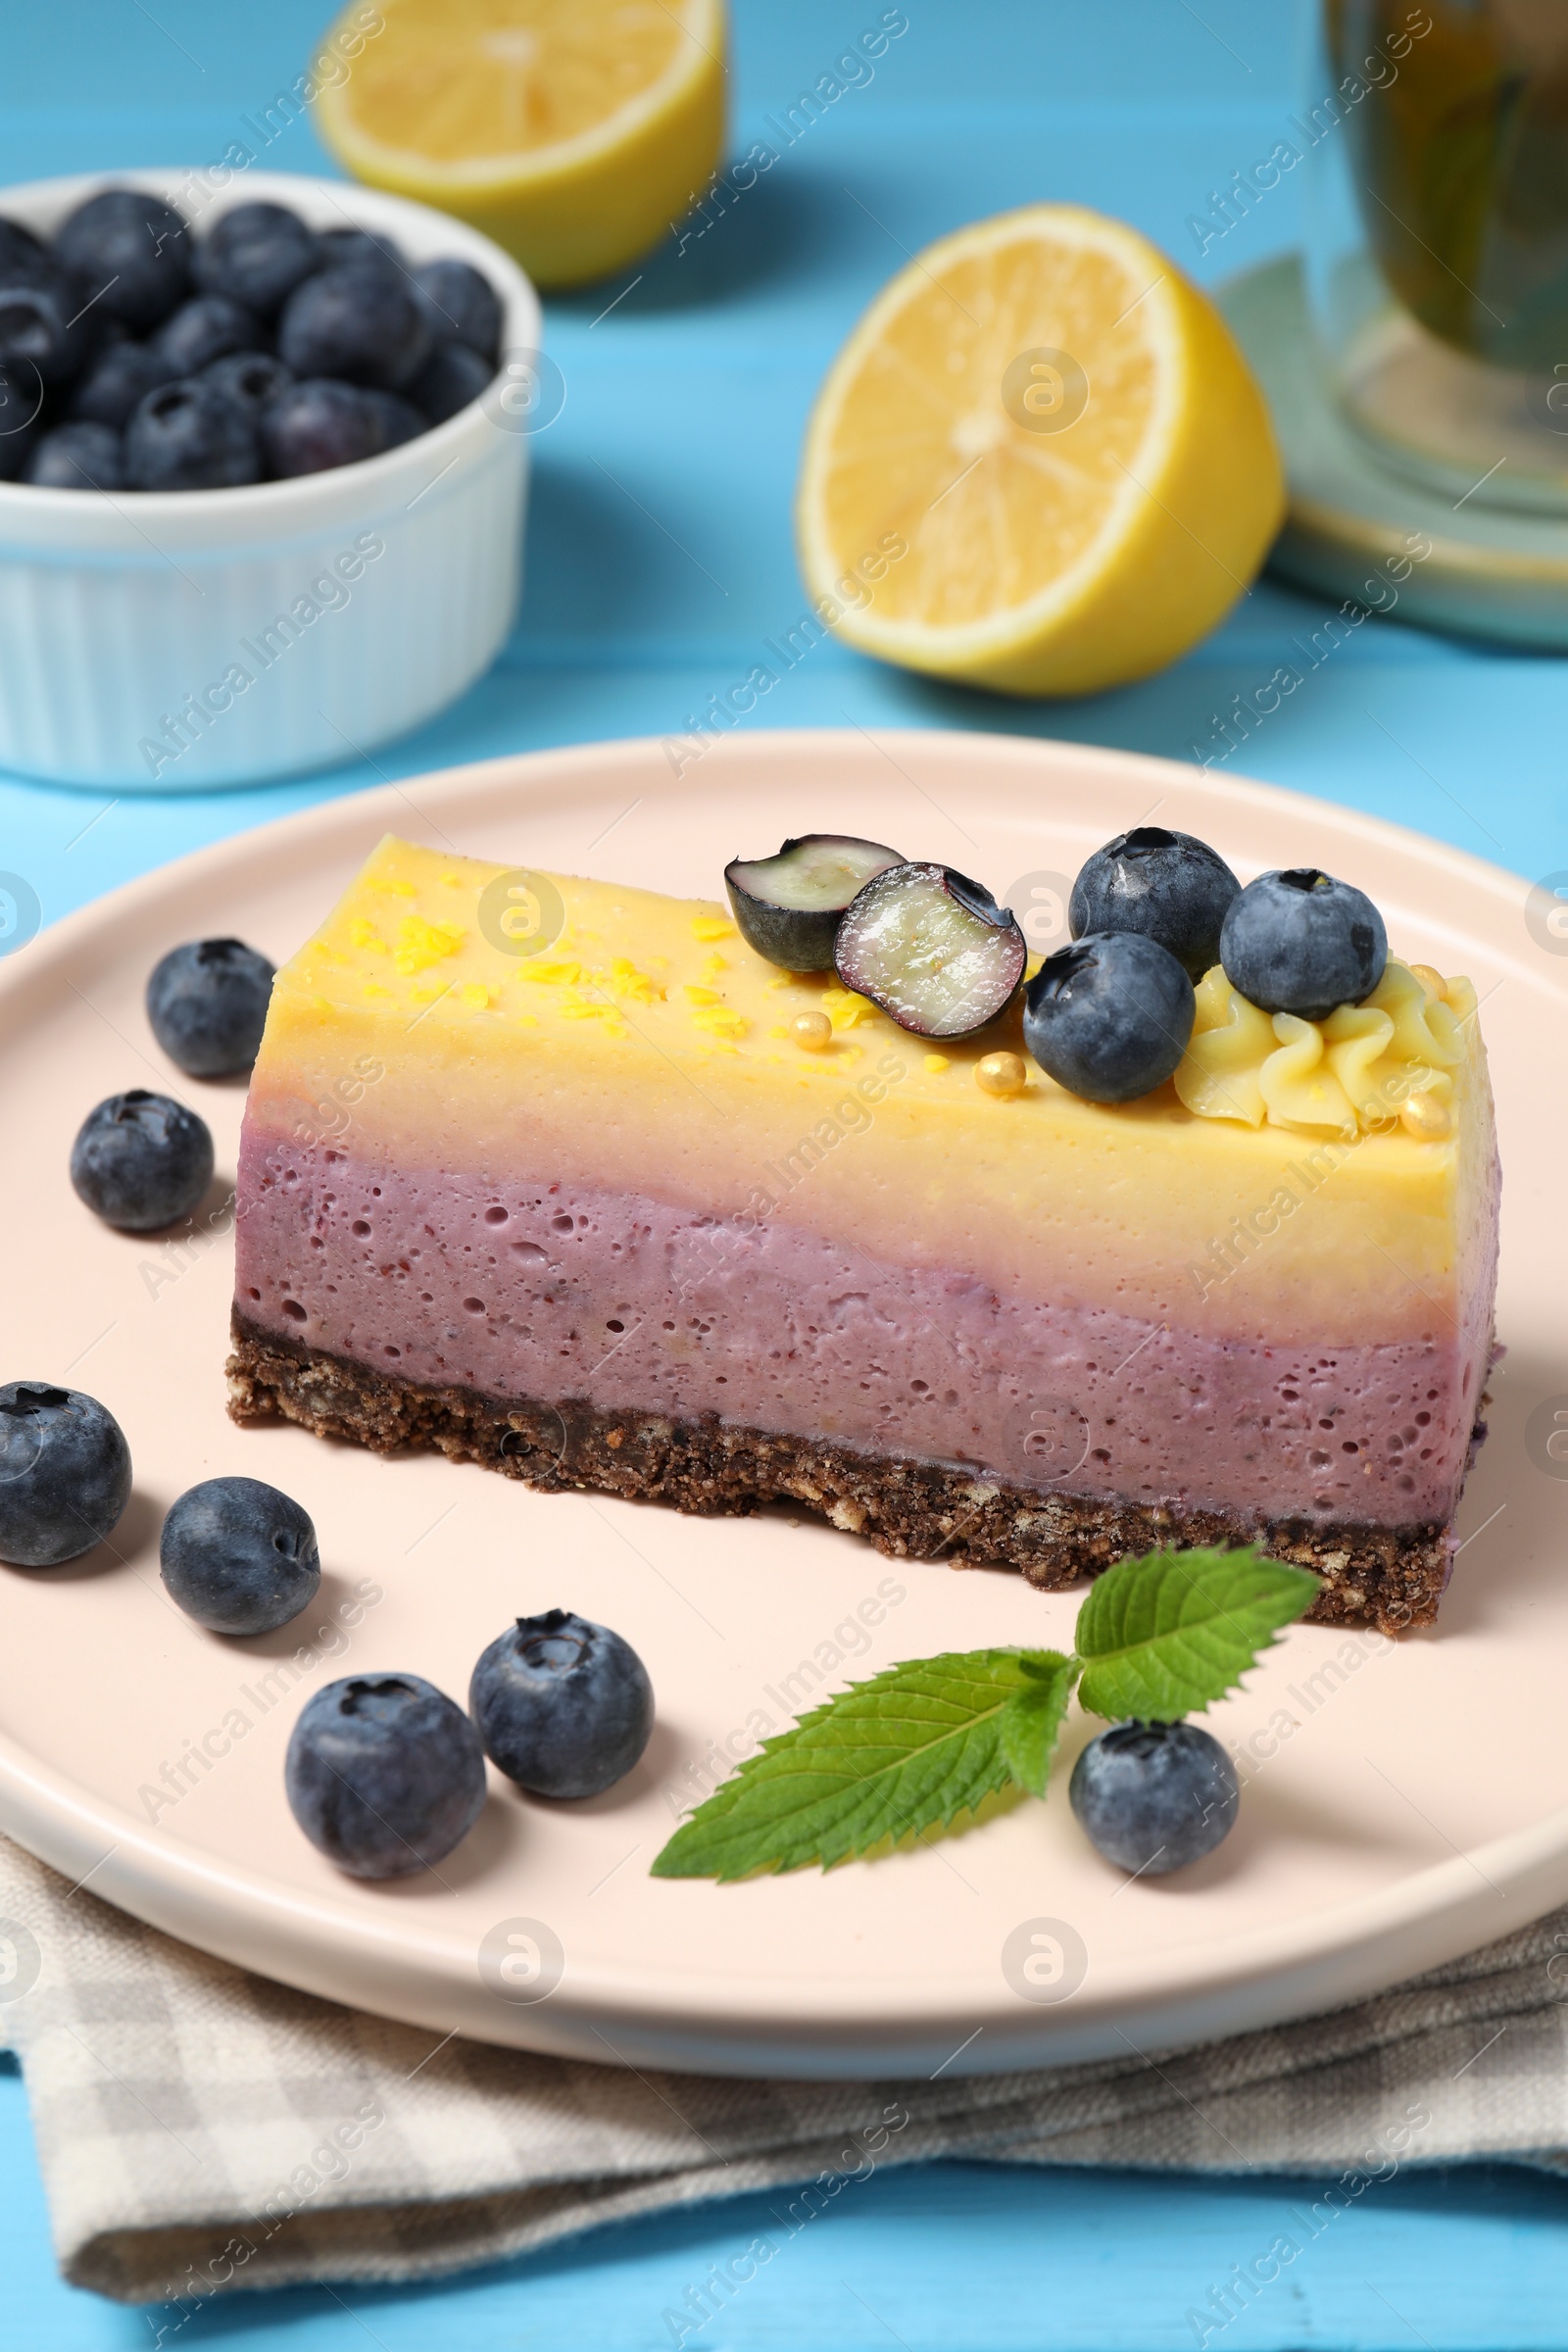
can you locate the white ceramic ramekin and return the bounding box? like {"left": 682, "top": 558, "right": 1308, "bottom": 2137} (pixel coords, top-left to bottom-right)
{"left": 0, "top": 170, "right": 543, "bottom": 790}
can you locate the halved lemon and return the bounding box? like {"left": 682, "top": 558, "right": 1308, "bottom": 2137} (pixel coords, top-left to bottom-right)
{"left": 315, "top": 0, "right": 726, "bottom": 289}
{"left": 796, "top": 205, "right": 1285, "bottom": 698}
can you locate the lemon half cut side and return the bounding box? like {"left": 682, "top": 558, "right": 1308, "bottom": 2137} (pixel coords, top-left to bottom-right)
{"left": 796, "top": 204, "right": 1286, "bottom": 698}
{"left": 317, "top": 0, "right": 727, "bottom": 289}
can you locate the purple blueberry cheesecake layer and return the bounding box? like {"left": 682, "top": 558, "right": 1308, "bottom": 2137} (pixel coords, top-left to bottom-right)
{"left": 234, "top": 1127, "right": 1491, "bottom": 1530}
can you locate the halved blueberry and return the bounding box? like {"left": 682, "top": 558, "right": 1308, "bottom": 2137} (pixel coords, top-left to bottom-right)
{"left": 1069, "top": 1720, "right": 1239, "bottom": 1875}
{"left": 146, "top": 937, "right": 275, "bottom": 1075}
{"left": 161, "top": 1476, "right": 319, "bottom": 1635}
{"left": 285, "top": 1674, "right": 487, "bottom": 1880}
{"left": 834, "top": 861, "right": 1025, "bottom": 1038}
{"left": 1070, "top": 825, "right": 1240, "bottom": 981}
{"left": 70, "top": 1090, "right": 214, "bottom": 1229}
{"left": 1022, "top": 932, "right": 1194, "bottom": 1102}
{"left": 53, "top": 188, "right": 191, "bottom": 332}
{"left": 725, "top": 834, "right": 904, "bottom": 970}
{"left": 1220, "top": 868, "right": 1388, "bottom": 1021}
{"left": 470, "top": 1608, "right": 654, "bottom": 1799}
{"left": 0, "top": 1383, "right": 131, "bottom": 1568}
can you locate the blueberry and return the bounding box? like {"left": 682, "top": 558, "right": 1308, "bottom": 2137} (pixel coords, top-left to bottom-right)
{"left": 1220, "top": 869, "right": 1389, "bottom": 1022}
{"left": 412, "top": 258, "right": 501, "bottom": 361}
{"left": 285, "top": 1674, "right": 487, "bottom": 1879}
{"left": 124, "top": 379, "right": 260, "bottom": 491}
{"left": 1070, "top": 826, "right": 1240, "bottom": 982}
{"left": 194, "top": 202, "right": 320, "bottom": 320}
{"left": 160, "top": 1476, "right": 319, "bottom": 1635}
{"left": 0, "top": 266, "right": 94, "bottom": 387}
{"left": 362, "top": 388, "right": 424, "bottom": 451}
{"left": 145, "top": 937, "right": 275, "bottom": 1076}
{"left": 0, "top": 363, "right": 43, "bottom": 478}
{"left": 259, "top": 378, "right": 380, "bottom": 476}
{"left": 277, "top": 265, "right": 430, "bottom": 390}
{"left": 201, "top": 350, "right": 293, "bottom": 424}
{"left": 470, "top": 1608, "right": 654, "bottom": 1799}
{"left": 406, "top": 338, "right": 493, "bottom": 424}
{"left": 0, "top": 217, "right": 49, "bottom": 281}
{"left": 24, "top": 419, "right": 122, "bottom": 490}
{"left": 70, "top": 1090, "right": 214, "bottom": 1230}
{"left": 1069, "top": 1720, "right": 1240, "bottom": 1875}
{"left": 54, "top": 188, "right": 191, "bottom": 332}
{"left": 1022, "top": 932, "right": 1195, "bottom": 1103}
{"left": 68, "top": 338, "right": 179, "bottom": 429}
{"left": 0, "top": 1383, "right": 131, "bottom": 1568}
{"left": 317, "top": 227, "right": 407, "bottom": 278}
{"left": 153, "top": 294, "right": 262, "bottom": 377}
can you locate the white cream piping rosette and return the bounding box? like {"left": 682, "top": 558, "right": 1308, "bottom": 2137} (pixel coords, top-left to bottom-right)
{"left": 1173, "top": 958, "right": 1474, "bottom": 1142}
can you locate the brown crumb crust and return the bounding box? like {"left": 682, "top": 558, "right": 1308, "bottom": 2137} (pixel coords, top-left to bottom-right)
{"left": 227, "top": 1311, "right": 1467, "bottom": 1635}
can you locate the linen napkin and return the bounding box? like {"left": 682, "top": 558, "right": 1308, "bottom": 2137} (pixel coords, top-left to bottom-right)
{"left": 1, "top": 1833, "right": 1565, "bottom": 2310}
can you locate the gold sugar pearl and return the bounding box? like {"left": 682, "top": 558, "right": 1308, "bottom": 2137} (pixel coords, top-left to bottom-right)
{"left": 1401, "top": 1091, "right": 1452, "bottom": 1141}
{"left": 1408, "top": 963, "right": 1448, "bottom": 1004}
{"left": 975, "top": 1051, "right": 1028, "bottom": 1099}
{"left": 790, "top": 1010, "right": 833, "bottom": 1052}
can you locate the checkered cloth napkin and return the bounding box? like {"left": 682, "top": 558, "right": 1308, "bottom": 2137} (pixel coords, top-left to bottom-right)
{"left": 2, "top": 1835, "right": 1565, "bottom": 2309}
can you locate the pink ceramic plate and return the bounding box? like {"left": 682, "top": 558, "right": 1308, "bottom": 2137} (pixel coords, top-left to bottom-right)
{"left": 0, "top": 729, "right": 1561, "bottom": 2078}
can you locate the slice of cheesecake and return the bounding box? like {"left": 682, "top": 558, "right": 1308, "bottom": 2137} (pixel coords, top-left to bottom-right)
{"left": 228, "top": 835, "right": 1500, "bottom": 1632}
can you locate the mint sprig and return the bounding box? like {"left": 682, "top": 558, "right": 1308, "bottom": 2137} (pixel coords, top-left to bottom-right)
{"left": 1075, "top": 1545, "right": 1317, "bottom": 1721}
{"left": 652, "top": 1547, "right": 1316, "bottom": 1881}
{"left": 651, "top": 1648, "right": 1076, "bottom": 1882}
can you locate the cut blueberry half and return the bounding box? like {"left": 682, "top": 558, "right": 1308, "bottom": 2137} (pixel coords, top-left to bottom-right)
{"left": 724, "top": 834, "right": 904, "bottom": 970}
{"left": 835, "top": 861, "right": 1026, "bottom": 1039}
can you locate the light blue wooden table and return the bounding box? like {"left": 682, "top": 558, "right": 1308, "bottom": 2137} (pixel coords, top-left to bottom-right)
{"left": 3, "top": 3, "right": 1566, "bottom": 2343}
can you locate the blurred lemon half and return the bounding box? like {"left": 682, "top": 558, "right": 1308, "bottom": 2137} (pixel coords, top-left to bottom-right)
{"left": 316, "top": 0, "right": 726, "bottom": 289}
{"left": 796, "top": 204, "right": 1285, "bottom": 697}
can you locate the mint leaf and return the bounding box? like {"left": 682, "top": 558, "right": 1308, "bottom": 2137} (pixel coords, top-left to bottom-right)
{"left": 651, "top": 1649, "right": 1069, "bottom": 1880}
{"left": 1075, "top": 1546, "right": 1319, "bottom": 1721}
{"left": 999, "top": 1654, "right": 1078, "bottom": 1796}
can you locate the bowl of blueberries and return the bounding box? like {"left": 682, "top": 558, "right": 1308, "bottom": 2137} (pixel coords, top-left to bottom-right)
{"left": 0, "top": 170, "right": 543, "bottom": 790}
